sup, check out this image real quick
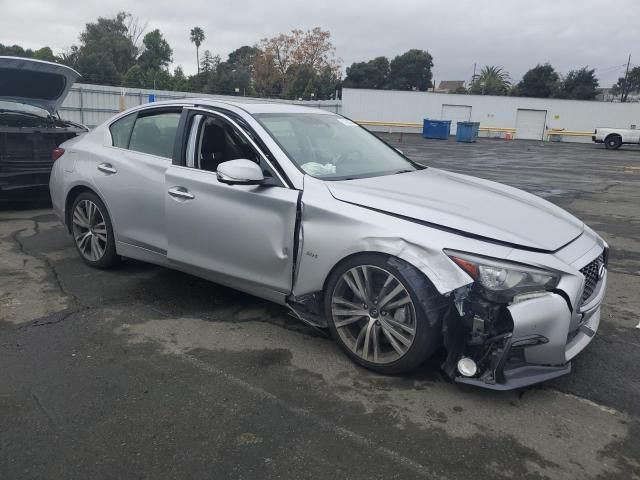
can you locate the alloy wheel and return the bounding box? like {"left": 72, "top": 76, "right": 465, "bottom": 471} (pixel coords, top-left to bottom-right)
{"left": 331, "top": 265, "right": 417, "bottom": 364}
{"left": 72, "top": 199, "right": 108, "bottom": 262}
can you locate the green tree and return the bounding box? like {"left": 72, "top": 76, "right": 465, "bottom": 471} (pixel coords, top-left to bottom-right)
{"left": 32, "top": 47, "right": 56, "bottom": 62}
{"left": 343, "top": 56, "right": 390, "bottom": 89}
{"left": 122, "top": 64, "right": 172, "bottom": 89}
{"left": 470, "top": 66, "right": 511, "bottom": 95}
{"left": 513, "top": 63, "right": 559, "bottom": 98}
{"left": 77, "top": 50, "right": 121, "bottom": 85}
{"left": 172, "top": 66, "right": 189, "bottom": 91}
{"left": 190, "top": 26, "right": 206, "bottom": 73}
{"left": 137, "top": 29, "right": 172, "bottom": 71}
{"left": 555, "top": 67, "right": 599, "bottom": 100}
{"left": 611, "top": 66, "right": 640, "bottom": 102}
{"left": 284, "top": 64, "right": 317, "bottom": 99}
{"left": 76, "top": 12, "right": 137, "bottom": 84}
{"left": 122, "top": 64, "right": 147, "bottom": 87}
{"left": 199, "top": 50, "right": 218, "bottom": 73}
{"left": 0, "top": 44, "right": 28, "bottom": 57}
{"left": 317, "top": 64, "right": 341, "bottom": 99}
{"left": 388, "top": 49, "right": 433, "bottom": 91}
{"left": 207, "top": 61, "right": 251, "bottom": 95}
{"left": 227, "top": 45, "right": 259, "bottom": 70}
{"left": 0, "top": 43, "right": 56, "bottom": 61}
{"left": 56, "top": 46, "right": 80, "bottom": 69}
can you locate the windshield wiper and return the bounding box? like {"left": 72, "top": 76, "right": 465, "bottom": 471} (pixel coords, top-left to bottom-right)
{"left": 392, "top": 169, "right": 415, "bottom": 175}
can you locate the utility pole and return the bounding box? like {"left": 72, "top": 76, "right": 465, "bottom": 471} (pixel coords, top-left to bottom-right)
{"left": 622, "top": 54, "right": 631, "bottom": 102}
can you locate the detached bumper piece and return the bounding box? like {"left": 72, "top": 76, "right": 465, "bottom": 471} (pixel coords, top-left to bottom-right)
{"left": 455, "top": 333, "right": 572, "bottom": 391}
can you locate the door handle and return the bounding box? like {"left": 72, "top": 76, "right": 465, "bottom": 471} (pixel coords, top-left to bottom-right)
{"left": 98, "top": 163, "right": 117, "bottom": 174}
{"left": 168, "top": 187, "right": 195, "bottom": 200}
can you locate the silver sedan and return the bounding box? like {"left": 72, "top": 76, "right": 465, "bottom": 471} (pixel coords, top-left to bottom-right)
{"left": 49, "top": 99, "right": 608, "bottom": 390}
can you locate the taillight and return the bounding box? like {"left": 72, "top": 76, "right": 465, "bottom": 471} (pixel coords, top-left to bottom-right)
{"left": 52, "top": 147, "right": 65, "bottom": 161}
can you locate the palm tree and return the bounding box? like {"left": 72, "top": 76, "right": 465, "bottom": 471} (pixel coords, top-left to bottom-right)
{"left": 470, "top": 66, "right": 511, "bottom": 96}
{"left": 189, "top": 27, "right": 206, "bottom": 73}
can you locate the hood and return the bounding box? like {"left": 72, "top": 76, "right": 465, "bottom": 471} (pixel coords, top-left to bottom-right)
{"left": 326, "top": 168, "right": 584, "bottom": 252}
{"left": 0, "top": 56, "right": 80, "bottom": 114}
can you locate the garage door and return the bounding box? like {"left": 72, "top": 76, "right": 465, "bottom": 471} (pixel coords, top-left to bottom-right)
{"left": 515, "top": 109, "right": 547, "bottom": 140}
{"left": 441, "top": 104, "right": 472, "bottom": 135}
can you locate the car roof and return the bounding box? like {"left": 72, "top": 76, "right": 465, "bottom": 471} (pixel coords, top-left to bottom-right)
{"left": 137, "top": 97, "right": 335, "bottom": 116}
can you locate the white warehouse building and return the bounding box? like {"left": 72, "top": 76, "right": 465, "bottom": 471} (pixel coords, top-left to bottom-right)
{"left": 342, "top": 88, "right": 640, "bottom": 142}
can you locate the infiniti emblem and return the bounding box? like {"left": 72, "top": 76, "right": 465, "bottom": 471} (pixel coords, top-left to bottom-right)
{"left": 598, "top": 262, "right": 606, "bottom": 279}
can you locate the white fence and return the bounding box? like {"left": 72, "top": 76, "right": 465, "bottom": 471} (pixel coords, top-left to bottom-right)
{"left": 59, "top": 83, "right": 342, "bottom": 128}
{"left": 342, "top": 88, "right": 640, "bottom": 142}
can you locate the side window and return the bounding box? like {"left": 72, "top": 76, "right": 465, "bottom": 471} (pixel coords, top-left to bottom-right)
{"left": 109, "top": 113, "right": 136, "bottom": 148}
{"left": 197, "top": 117, "right": 260, "bottom": 172}
{"left": 129, "top": 111, "right": 181, "bottom": 159}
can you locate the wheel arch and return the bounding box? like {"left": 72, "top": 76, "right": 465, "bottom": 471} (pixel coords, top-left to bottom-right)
{"left": 320, "top": 247, "right": 463, "bottom": 301}
{"left": 64, "top": 184, "right": 110, "bottom": 234}
{"left": 320, "top": 239, "right": 471, "bottom": 296}
{"left": 605, "top": 133, "right": 623, "bottom": 148}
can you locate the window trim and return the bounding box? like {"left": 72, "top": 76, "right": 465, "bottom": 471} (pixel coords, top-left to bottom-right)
{"left": 189, "top": 105, "right": 295, "bottom": 189}
{"left": 181, "top": 107, "right": 290, "bottom": 188}
{"left": 185, "top": 114, "right": 203, "bottom": 168}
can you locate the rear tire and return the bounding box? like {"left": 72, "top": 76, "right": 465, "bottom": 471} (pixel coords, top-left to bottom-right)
{"left": 70, "top": 191, "right": 118, "bottom": 269}
{"left": 324, "top": 254, "right": 446, "bottom": 375}
{"left": 605, "top": 135, "right": 622, "bottom": 150}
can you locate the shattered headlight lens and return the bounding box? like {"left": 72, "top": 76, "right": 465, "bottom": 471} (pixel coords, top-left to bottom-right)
{"left": 445, "top": 251, "right": 560, "bottom": 301}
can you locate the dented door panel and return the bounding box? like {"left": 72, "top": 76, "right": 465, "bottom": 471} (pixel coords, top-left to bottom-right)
{"left": 166, "top": 165, "right": 299, "bottom": 295}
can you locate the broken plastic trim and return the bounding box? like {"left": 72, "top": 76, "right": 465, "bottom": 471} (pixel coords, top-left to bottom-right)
{"left": 287, "top": 292, "right": 326, "bottom": 328}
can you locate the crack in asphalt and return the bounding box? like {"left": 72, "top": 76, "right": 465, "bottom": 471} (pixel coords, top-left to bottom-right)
{"left": 10, "top": 221, "right": 81, "bottom": 307}
{"left": 16, "top": 306, "right": 90, "bottom": 331}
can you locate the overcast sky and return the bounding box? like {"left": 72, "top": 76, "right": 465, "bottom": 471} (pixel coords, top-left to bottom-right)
{"left": 2, "top": 0, "right": 638, "bottom": 87}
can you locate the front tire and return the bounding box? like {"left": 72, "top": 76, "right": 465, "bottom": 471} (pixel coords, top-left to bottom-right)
{"left": 71, "top": 191, "right": 118, "bottom": 269}
{"left": 324, "top": 254, "right": 445, "bottom": 375}
{"left": 605, "top": 135, "right": 622, "bottom": 150}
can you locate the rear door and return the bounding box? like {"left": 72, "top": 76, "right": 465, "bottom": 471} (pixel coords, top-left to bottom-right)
{"left": 165, "top": 109, "right": 299, "bottom": 294}
{"left": 92, "top": 107, "right": 181, "bottom": 255}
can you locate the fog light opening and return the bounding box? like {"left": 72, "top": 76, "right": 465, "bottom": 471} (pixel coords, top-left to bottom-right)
{"left": 457, "top": 357, "right": 478, "bottom": 377}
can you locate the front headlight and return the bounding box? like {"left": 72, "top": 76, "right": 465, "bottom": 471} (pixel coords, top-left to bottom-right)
{"left": 445, "top": 250, "right": 560, "bottom": 302}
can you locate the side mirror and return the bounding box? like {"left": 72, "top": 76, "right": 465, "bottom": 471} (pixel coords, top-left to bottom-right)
{"left": 216, "top": 159, "right": 265, "bottom": 185}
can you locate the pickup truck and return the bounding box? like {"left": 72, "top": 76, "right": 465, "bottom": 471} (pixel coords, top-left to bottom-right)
{"left": 592, "top": 126, "right": 640, "bottom": 149}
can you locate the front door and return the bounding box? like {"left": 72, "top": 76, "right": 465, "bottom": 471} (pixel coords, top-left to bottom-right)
{"left": 165, "top": 111, "right": 299, "bottom": 295}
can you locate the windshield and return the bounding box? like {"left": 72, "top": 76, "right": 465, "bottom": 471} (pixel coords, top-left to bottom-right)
{"left": 254, "top": 113, "right": 420, "bottom": 180}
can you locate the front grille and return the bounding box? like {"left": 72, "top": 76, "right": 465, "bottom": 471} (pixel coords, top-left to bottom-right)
{"left": 580, "top": 254, "right": 603, "bottom": 302}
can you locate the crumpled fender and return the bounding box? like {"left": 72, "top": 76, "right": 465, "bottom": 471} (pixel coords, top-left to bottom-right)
{"left": 357, "top": 236, "right": 473, "bottom": 295}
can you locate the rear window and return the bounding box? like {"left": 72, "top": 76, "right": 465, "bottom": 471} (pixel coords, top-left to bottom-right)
{"left": 129, "top": 112, "right": 181, "bottom": 159}
{"left": 109, "top": 114, "right": 136, "bottom": 149}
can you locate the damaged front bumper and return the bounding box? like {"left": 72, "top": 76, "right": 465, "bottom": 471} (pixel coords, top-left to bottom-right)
{"left": 449, "top": 262, "right": 606, "bottom": 391}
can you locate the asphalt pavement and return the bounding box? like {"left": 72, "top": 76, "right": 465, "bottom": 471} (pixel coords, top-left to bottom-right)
{"left": 1, "top": 136, "right": 639, "bottom": 479}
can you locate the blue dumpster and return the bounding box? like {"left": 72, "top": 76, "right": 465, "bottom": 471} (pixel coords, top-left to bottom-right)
{"left": 423, "top": 119, "right": 451, "bottom": 140}
{"left": 456, "top": 121, "right": 480, "bottom": 143}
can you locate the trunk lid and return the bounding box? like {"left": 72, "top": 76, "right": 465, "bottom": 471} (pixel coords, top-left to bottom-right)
{"left": 0, "top": 56, "right": 80, "bottom": 114}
